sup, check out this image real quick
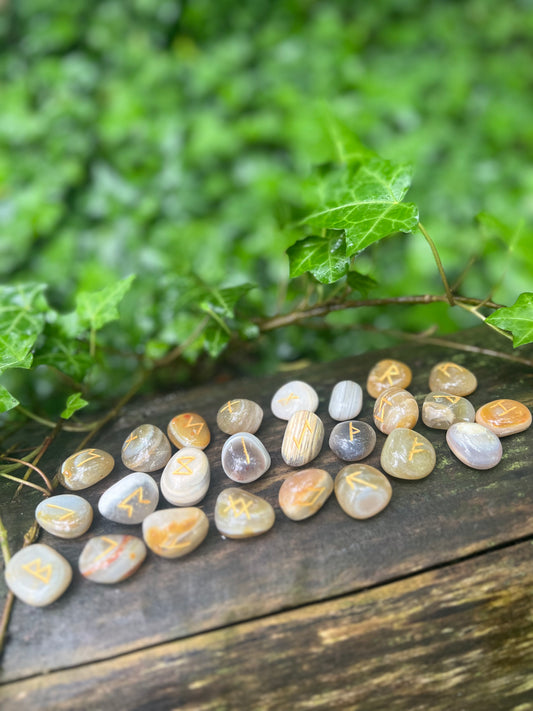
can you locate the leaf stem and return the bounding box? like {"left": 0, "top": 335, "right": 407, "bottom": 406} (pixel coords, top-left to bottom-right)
{"left": 417, "top": 222, "right": 455, "bottom": 306}
{"left": 0, "top": 456, "right": 53, "bottom": 492}
{"left": 16, "top": 406, "right": 96, "bottom": 432}
{"left": 0, "top": 471, "right": 51, "bottom": 496}
{"left": 455, "top": 301, "right": 514, "bottom": 342}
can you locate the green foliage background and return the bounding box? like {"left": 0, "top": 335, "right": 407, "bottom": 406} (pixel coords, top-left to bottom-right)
{"left": 1, "top": 0, "right": 532, "bottom": 418}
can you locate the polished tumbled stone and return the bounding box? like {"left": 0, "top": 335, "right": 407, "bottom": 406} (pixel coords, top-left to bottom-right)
{"left": 143, "top": 507, "right": 209, "bottom": 559}
{"left": 271, "top": 381, "right": 319, "bottom": 420}
{"left": 278, "top": 468, "right": 333, "bottom": 521}
{"left": 446, "top": 422, "right": 503, "bottom": 470}
{"left": 281, "top": 410, "right": 324, "bottom": 467}
{"left": 167, "top": 412, "right": 211, "bottom": 450}
{"left": 121, "top": 424, "right": 171, "bottom": 472}
{"left": 373, "top": 387, "right": 419, "bottom": 434}
{"left": 35, "top": 494, "right": 93, "bottom": 539}
{"left": 476, "top": 399, "right": 532, "bottom": 437}
{"left": 429, "top": 362, "right": 477, "bottom": 396}
{"left": 329, "top": 420, "right": 376, "bottom": 462}
{"left": 160, "top": 447, "right": 210, "bottom": 505}
{"left": 5, "top": 544, "right": 72, "bottom": 607}
{"left": 79, "top": 535, "right": 146, "bottom": 584}
{"left": 217, "top": 398, "right": 263, "bottom": 435}
{"left": 380, "top": 428, "right": 436, "bottom": 480}
{"left": 59, "top": 448, "right": 114, "bottom": 491}
{"left": 328, "top": 380, "right": 363, "bottom": 421}
{"left": 215, "top": 488, "right": 275, "bottom": 538}
{"left": 221, "top": 433, "right": 270, "bottom": 483}
{"left": 422, "top": 392, "right": 475, "bottom": 430}
{"left": 366, "top": 359, "right": 412, "bottom": 399}
{"left": 335, "top": 464, "right": 392, "bottom": 520}
{"left": 98, "top": 472, "right": 159, "bottom": 524}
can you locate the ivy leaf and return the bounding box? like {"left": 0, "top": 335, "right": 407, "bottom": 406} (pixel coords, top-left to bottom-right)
{"left": 320, "top": 113, "right": 376, "bottom": 166}
{"left": 75, "top": 274, "right": 136, "bottom": 332}
{"left": 287, "top": 235, "right": 348, "bottom": 284}
{"left": 199, "top": 283, "right": 255, "bottom": 319}
{"left": 202, "top": 325, "right": 230, "bottom": 357}
{"left": 347, "top": 270, "right": 378, "bottom": 297}
{"left": 0, "top": 384, "right": 19, "bottom": 413}
{"left": 0, "top": 283, "right": 49, "bottom": 375}
{"left": 61, "top": 392, "right": 89, "bottom": 419}
{"left": 486, "top": 292, "right": 533, "bottom": 347}
{"left": 303, "top": 158, "right": 419, "bottom": 256}
{"left": 34, "top": 339, "right": 94, "bottom": 381}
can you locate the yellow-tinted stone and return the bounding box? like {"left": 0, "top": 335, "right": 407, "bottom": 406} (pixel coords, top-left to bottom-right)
{"left": 334, "top": 464, "right": 392, "bottom": 519}
{"left": 366, "top": 359, "right": 412, "bottom": 398}
{"left": 142, "top": 508, "right": 209, "bottom": 558}
{"left": 167, "top": 412, "right": 211, "bottom": 450}
{"left": 380, "top": 428, "right": 436, "bottom": 480}
{"left": 214, "top": 488, "right": 275, "bottom": 539}
{"left": 216, "top": 398, "right": 263, "bottom": 435}
{"left": 373, "top": 387, "right": 419, "bottom": 434}
{"left": 278, "top": 468, "right": 333, "bottom": 521}
{"left": 428, "top": 362, "right": 477, "bottom": 396}
{"left": 121, "top": 424, "right": 171, "bottom": 472}
{"left": 58, "top": 448, "right": 114, "bottom": 491}
{"left": 422, "top": 392, "right": 475, "bottom": 430}
{"left": 281, "top": 410, "right": 324, "bottom": 467}
{"left": 475, "top": 399, "right": 532, "bottom": 437}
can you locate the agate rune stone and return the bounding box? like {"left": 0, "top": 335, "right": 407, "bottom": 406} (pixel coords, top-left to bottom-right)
{"left": 446, "top": 422, "right": 503, "bottom": 470}
{"left": 5, "top": 543, "right": 72, "bottom": 607}
{"left": 380, "top": 428, "right": 436, "bottom": 480}
{"left": 221, "top": 432, "right": 270, "bottom": 483}
{"left": 79, "top": 535, "right": 147, "bottom": 583}
{"left": 373, "top": 387, "right": 419, "bottom": 434}
{"left": 278, "top": 468, "right": 333, "bottom": 521}
{"left": 167, "top": 412, "right": 211, "bottom": 450}
{"left": 335, "top": 464, "right": 392, "bottom": 520}
{"left": 476, "top": 399, "right": 532, "bottom": 437}
{"left": 271, "top": 380, "right": 319, "bottom": 420}
{"left": 328, "top": 420, "right": 376, "bottom": 462}
{"left": 143, "top": 508, "right": 209, "bottom": 559}
{"left": 281, "top": 410, "right": 324, "bottom": 467}
{"left": 59, "top": 448, "right": 114, "bottom": 491}
{"left": 215, "top": 488, "right": 275, "bottom": 539}
{"left": 35, "top": 494, "right": 93, "bottom": 539}
{"left": 121, "top": 424, "right": 171, "bottom": 472}
{"left": 428, "top": 362, "right": 477, "bottom": 396}
{"left": 328, "top": 380, "right": 363, "bottom": 421}
{"left": 98, "top": 472, "right": 159, "bottom": 524}
{"left": 160, "top": 447, "right": 210, "bottom": 506}
{"left": 422, "top": 392, "right": 475, "bottom": 430}
{"left": 366, "top": 359, "right": 412, "bottom": 399}
{"left": 216, "top": 398, "right": 263, "bottom": 435}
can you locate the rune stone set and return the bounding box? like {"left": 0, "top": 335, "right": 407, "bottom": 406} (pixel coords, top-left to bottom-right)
{"left": 5, "top": 359, "right": 531, "bottom": 607}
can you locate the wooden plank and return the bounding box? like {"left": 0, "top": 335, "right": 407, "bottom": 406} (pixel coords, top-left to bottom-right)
{"left": 1, "top": 328, "right": 532, "bottom": 681}
{"left": 2, "top": 541, "right": 532, "bottom": 710}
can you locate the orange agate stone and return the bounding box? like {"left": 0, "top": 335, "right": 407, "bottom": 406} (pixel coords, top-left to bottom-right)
{"left": 475, "top": 399, "right": 532, "bottom": 437}
{"left": 366, "top": 359, "right": 412, "bottom": 398}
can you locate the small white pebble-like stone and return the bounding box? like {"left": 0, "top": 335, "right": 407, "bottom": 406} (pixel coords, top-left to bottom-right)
{"left": 5, "top": 544, "right": 72, "bottom": 606}
{"left": 328, "top": 380, "right": 363, "bottom": 421}
{"left": 271, "top": 381, "right": 319, "bottom": 420}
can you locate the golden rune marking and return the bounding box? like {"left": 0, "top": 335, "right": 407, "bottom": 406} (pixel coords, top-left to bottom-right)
{"left": 437, "top": 363, "right": 464, "bottom": 376}
{"left": 221, "top": 400, "right": 240, "bottom": 414}
{"left": 297, "top": 486, "right": 325, "bottom": 507}
{"left": 278, "top": 392, "right": 299, "bottom": 407}
{"left": 77, "top": 449, "right": 101, "bottom": 467}
{"left": 408, "top": 436, "right": 426, "bottom": 461}
{"left": 118, "top": 487, "right": 151, "bottom": 518}
{"left": 349, "top": 422, "right": 360, "bottom": 441}
{"left": 293, "top": 417, "right": 313, "bottom": 450}
{"left": 435, "top": 395, "right": 460, "bottom": 404}
{"left": 375, "top": 396, "right": 394, "bottom": 423}
{"left": 46, "top": 503, "right": 76, "bottom": 520}
{"left": 185, "top": 415, "right": 204, "bottom": 435}
{"left": 345, "top": 471, "right": 378, "bottom": 491}
{"left": 491, "top": 400, "right": 517, "bottom": 416}
{"left": 173, "top": 456, "right": 195, "bottom": 475}
{"left": 22, "top": 558, "right": 52, "bottom": 584}
{"left": 377, "top": 364, "right": 400, "bottom": 384}
{"left": 160, "top": 533, "right": 191, "bottom": 551}
{"left": 223, "top": 495, "right": 253, "bottom": 520}
{"left": 124, "top": 434, "right": 138, "bottom": 449}
{"left": 241, "top": 437, "right": 250, "bottom": 464}
{"left": 93, "top": 537, "right": 119, "bottom": 563}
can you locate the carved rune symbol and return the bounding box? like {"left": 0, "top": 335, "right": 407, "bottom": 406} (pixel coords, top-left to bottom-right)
{"left": 223, "top": 495, "right": 253, "bottom": 520}
{"left": 118, "top": 488, "right": 151, "bottom": 517}
{"left": 123, "top": 434, "right": 138, "bottom": 449}
{"left": 173, "top": 456, "right": 195, "bottom": 475}
{"left": 345, "top": 471, "right": 378, "bottom": 490}
{"left": 436, "top": 395, "right": 460, "bottom": 404}
{"left": 377, "top": 364, "right": 400, "bottom": 385}
{"left": 77, "top": 449, "right": 101, "bottom": 466}
{"left": 491, "top": 400, "right": 517, "bottom": 416}
{"left": 184, "top": 414, "right": 204, "bottom": 435}
{"left": 293, "top": 417, "right": 313, "bottom": 450}
{"left": 221, "top": 400, "right": 240, "bottom": 413}
{"left": 46, "top": 503, "right": 76, "bottom": 520}
{"left": 408, "top": 436, "right": 425, "bottom": 461}
{"left": 349, "top": 422, "right": 360, "bottom": 441}
{"left": 375, "top": 396, "right": 394, "bottom": 423}
{"left": 93, "top": 537, "right": 119, "bottom": 563}
{"left": 297, "top": 486, "right": 325, "bottom": 507}
{"left": 160, "top": 533, "right": 191, "bottom": 551}
{"left": 22, "top": 558, "right": 52, "bottom": 584}
{"left": 278, "top": 392, "right": 299, "bottom": 407}
{"left": 437, "top": 363, "right": 464, "bottom": 377}
{"left": 241, "top": 437, "right": 250, "bottom": 464}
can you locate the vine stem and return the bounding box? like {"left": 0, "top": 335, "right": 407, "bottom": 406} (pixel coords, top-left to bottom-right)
{"left": 0, "top": 472, "right": 51, "bottom": 496}
{"left": 0, "top": 456, "right": 53, "bottom": 492}
{"left": 16, "top": 406, "right": 101, "bottom": 432}
{"left": 417, "top": 222, "right": 455, "bottom": 306}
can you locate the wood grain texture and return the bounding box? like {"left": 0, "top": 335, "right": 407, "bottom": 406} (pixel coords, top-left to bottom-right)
{"left": 2, "top": 541, "right": 532, "bottom": 710}
{"left": 1, "top": 328, "right": 532, "bottom": 684}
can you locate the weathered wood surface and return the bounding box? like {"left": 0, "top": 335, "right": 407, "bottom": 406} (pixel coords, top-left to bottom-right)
{"left": 2, "top": 541, "right": 532, "bottom": 710}
{"left": 1, "top": 328, "right": 532, "bottom": 688}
